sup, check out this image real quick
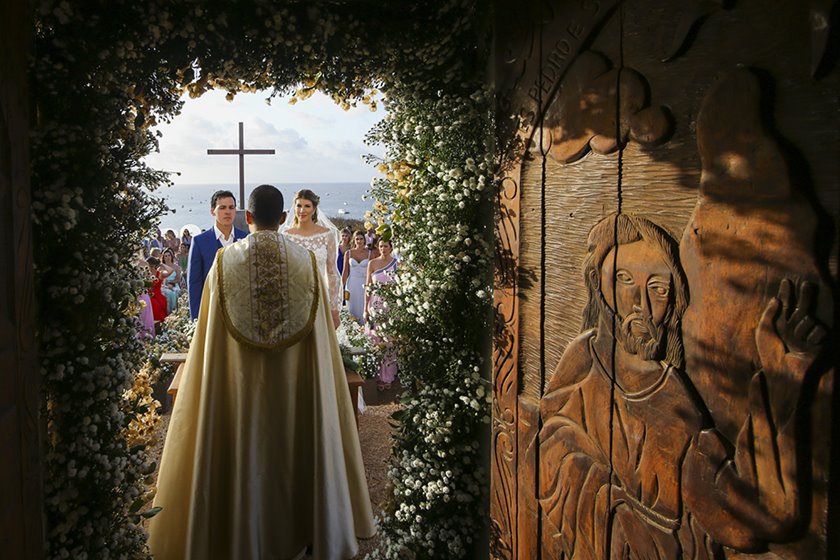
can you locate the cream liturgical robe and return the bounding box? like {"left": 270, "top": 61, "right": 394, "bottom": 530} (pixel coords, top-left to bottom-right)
{"left": 148, "top": 231, "right": 375, "bottom": 560}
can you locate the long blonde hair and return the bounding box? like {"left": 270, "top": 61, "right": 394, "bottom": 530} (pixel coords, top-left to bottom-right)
{"left": 292, "top": 189, "right": 320, "bottom": 226}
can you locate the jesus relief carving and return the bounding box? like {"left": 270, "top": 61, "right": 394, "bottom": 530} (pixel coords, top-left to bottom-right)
{"left": 538, "top": 212, "right": 825, "bottom": 559}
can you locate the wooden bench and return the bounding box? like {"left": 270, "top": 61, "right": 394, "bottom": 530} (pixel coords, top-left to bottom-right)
{"left": 160, "top": 352, "right": 365, "bottom": 427}
{"left": 160, "top": 352, "right": 188, "bottom": 408}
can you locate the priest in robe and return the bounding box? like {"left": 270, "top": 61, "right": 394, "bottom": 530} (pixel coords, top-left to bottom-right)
{"left": 148, "top": 184, "right": 375, "bottom": 559}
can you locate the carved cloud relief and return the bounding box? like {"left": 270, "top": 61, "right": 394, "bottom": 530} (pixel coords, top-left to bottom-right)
{"left": 539, "top": 51, "right": 672, "bottom": 164}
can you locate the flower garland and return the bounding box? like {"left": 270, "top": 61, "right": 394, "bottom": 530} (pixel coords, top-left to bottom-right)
{"left": 363, "top": 89, "right": 493, "bottom": 558}
{"left": 31, "top": 1, "right": 491, "bottom": 558}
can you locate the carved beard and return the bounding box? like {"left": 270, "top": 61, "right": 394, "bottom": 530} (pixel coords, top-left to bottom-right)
{"left": 617, "top": 312, "right": 666, "bottom": 361}
{"left": 597, "top": 295, "right": 667, "bottom": 361}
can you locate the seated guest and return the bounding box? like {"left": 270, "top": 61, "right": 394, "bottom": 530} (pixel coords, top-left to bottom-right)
{"left": 164, "top": 229, "right": 180, "bottom": 252}
{"left": 161, "top": 248, "right": 182, "bottom": 312}
{"left": 180, "top": 227, "right": 192, "bottom": 250}
{"left": 145, "top": 256, "right": 174, "bottom": 323}
{"left": 149, "top": 227, "right": 164, "bottom": 250}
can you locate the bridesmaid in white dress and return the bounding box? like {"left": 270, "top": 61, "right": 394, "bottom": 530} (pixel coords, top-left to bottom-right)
{"left": 281, "top": 189, "right": 342, "bottom": 328}
{"left": 342, "top": 230, "right": 370, "bottom": 324}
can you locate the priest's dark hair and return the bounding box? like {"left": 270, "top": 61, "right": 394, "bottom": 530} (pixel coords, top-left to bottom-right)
{"left": 210, "top": 189, "right": 236, "bottom": 209}
{"left": 248, "top": 184, "right": 285, "bottom": 227}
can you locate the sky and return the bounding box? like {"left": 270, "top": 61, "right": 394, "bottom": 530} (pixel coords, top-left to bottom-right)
{"left": 144, "top": 89, "right": 387, "bottom": 185}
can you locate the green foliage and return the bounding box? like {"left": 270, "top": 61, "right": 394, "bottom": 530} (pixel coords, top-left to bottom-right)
{"left": 338, "top": 308, "right": 380, "bottom": 379}
{"left": 363, "top": 87, "right": 494, "bottom": 559}
{"left": 32, "top": 1, "right": 491, "bottom": 558}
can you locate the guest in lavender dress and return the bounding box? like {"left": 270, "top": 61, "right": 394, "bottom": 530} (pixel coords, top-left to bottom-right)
{"left": 364, "top": 238, "right": 398, "bottom": 391}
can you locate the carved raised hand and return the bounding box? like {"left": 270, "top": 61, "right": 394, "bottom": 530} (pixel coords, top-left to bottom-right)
{"left": 685, "top": 279, "right": 825, "bottom": 549}
{"left": 755, "top": 278, "right": 825, "bottom": 427}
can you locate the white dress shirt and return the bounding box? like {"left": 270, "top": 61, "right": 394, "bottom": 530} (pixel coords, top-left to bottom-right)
{"left": 214, "top": 225, "right": 236, "bottom": 247}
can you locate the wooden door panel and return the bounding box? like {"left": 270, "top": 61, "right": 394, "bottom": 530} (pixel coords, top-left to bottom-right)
{"left": 0, "top": 0, "right": 43, "bottom": 557}
{"left": 492, "top": 1, "right": 837, "bottom": 558}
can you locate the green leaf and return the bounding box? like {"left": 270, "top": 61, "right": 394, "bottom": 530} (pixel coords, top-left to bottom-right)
{"left": 141, "top": 506, "right": 163, "bottom": 519}
{"left": 129, "top": 444, "right": 147, "bottom": 455}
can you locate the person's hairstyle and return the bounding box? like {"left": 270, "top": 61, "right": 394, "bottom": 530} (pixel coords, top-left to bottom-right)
{"left": 146, "top": 256, "right": 160, "bottom": 268}
{"left": 581, "top": 213, "right": 689, "bottom": 368}
{"left": 162, "top": 248, "right": 175, "bottom": 263}
{"left": 150, "top": 247, "right": 161, "bottom": 258}
{"left": 181, "top": 229, "right": 192, "bottom": 239}
{"left": 210, "top": 189, "right": 236, "bottom": 209}
{"left": 353, "top": 230, "right": 366, "bottom": 240}
{"left": 247, "top": 184, "right": 285, "bottom": 227}
{"left": 341, "top": 227, "right": 352, "bottom": 235}
{"left": 378, "top": 237, "right": 393, "bottom": 249}
{"left": 165, "top": 229, "right": 176, "bottom": 239}
{"left": 292, "top": 189, "right": 320, "bottom": 226}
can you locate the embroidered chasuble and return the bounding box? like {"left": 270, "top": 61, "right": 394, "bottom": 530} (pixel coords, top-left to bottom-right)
{"left": 148, "top": 231, "right": 375, "bottom": 560}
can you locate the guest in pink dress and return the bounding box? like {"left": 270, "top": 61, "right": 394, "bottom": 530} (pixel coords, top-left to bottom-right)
{"left": 364, "top": 238, "right": 398, "bottom": 391}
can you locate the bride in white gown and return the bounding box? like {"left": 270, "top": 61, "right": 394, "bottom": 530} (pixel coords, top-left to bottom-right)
{"left": 281, "top": 189, "right": 342, "bottom": 328}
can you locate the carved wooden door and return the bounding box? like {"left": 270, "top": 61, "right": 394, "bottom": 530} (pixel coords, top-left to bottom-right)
{"left": 491, "top": 1, "right": 838, "bottom": 558}
{"left": 0, "top": 1, "right": 44, "bottom": 558}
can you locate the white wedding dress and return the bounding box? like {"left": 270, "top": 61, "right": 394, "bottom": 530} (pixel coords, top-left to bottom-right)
{"left": 284, "top": 230, "right": 343, "bottom": 313}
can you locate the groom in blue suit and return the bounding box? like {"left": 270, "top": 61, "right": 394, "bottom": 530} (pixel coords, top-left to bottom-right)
{"left": 187, "top": 190, "right": 248, "bottom": 319}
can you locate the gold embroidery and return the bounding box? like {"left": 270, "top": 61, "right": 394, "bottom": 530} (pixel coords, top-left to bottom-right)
{"left": 252, "top": 233, "right": 285, "bottom": 342}
{"left": 218, "top": 232, "right": 320, "bottom": 351}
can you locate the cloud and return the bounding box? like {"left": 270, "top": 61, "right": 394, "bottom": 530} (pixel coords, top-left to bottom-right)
{"left": 143, "top": 89, "right": 385, "bottom": 184}
{"left": 246, "top": 117, "right": 308, "bottom": 152}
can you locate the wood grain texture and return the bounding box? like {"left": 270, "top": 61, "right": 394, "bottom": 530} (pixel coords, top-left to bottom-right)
{"left": 541, "top": 153, "right": 620, "bottom": 388}
{"left": 623, "top": 3, "right": 837, "bottom": 555}
{"left": 495, "top": 0, "right": 838, "bottom": 557}
{"left": 516, "top": 398, "right": 539, "bottom": 560}
{"left": 517, "top": 154, "right": 543, "bottom": 403}
{"left": 514, "top": 0, "right": 837, "bottom": 558}
{"left": 492, "top": 3, "right": 534, "bottom": 554}
{"left": 0, "top": 0, "right": 43, "bottom": 557}
{"left": 491, "top": 163, "right": 521, "bottom": 559}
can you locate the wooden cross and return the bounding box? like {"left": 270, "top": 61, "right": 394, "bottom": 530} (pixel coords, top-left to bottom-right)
{"left": 207, "top": 122, "right": 276, "bottom": 209}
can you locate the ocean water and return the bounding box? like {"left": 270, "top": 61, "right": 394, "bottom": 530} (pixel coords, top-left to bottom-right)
{"left": 155, "top": 182, "right": 372, "bottom": 233}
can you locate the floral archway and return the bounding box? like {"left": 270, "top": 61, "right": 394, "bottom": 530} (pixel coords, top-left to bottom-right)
{"left": 33, "top": 1, "right": 492, "bottom": 558}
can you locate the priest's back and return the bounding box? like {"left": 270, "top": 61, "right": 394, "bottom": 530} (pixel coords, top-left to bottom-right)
{"left": 149, "top": 230, "right": 375, "bottom": 560}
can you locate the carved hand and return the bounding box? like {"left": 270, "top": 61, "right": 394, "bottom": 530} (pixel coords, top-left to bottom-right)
{"left": 755, "top": 278, "right": 825, "bottom": 424}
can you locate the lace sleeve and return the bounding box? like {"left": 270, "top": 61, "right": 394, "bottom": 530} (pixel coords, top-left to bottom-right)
{"left": 325, "top": 232, "right": 342, "bottom": 311}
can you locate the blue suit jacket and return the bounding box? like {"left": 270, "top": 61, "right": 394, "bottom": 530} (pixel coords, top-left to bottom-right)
{"left": 188, "top": 226, "right": 248, "bottom": 319}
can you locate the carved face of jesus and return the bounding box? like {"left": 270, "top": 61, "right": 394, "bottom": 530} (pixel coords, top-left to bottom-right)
{"left": 600, "top": 240, "right": 673, "bottom": 360}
